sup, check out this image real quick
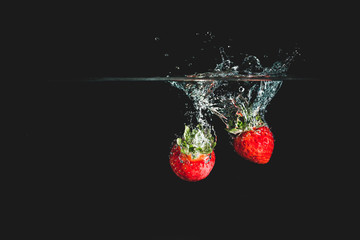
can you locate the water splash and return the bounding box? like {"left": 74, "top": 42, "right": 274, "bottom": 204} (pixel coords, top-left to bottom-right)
{"left": 155, "top": 31, "right": 300, "bottom": 78}
{"left": 169, "top": 46, "right": 289, "bottom": 137}
{"left": 169, "top": 79, "right": 221, "bottom": 149}
{"left": 169, "top": 80, "right": 221, "bottom": 128}
{"left": 170, "top": 79, "right": 282, "bottom": 136}
{"left": 209, "top": 80, "right": 282, "bottom": 134}
{"left": 214, "top": 47, "right": 235, "bottom": 72}
{"left": 168, "top": 36, "right": 299, "bottom": 152}
{"left": 187, "top": 47, "right": 300, "bottom": 79}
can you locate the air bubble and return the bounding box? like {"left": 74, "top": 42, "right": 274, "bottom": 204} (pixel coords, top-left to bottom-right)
{"left": 154, "top": 37, "right": 160, "bottom": 41}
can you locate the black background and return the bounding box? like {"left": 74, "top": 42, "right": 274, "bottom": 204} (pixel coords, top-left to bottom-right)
{"left": 45, "top": 3, "right": 352, "bottom": 239}
{"left": 48, "top": 3, "right": 333, "bottom": 79}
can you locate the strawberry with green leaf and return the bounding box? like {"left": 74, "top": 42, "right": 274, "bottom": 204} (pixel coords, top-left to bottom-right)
{"left": 170, "top": 125, "right": 216, "bottom": 182}
{"left": 233, "top": 125, "right": 274, "bottom": 164}
{"left": 222, "top": 94, "right": 275, "bottom": 164}
{"left": 226, "top": 107, "right": 274, "bottom": 164}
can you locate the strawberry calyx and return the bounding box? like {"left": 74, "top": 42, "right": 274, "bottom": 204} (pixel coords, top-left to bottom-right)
{"left": 226, "top": 114, "right": 265, "bottom": 135}
{"left": 176, "top": 125, "right": 216, "bottom": 159}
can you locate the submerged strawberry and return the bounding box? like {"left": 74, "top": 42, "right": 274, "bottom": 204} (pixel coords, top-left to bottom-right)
{"left": 233, "top": 126, "right": 274, "bottom": 164}
{"left": 170, "top": 125, "right": 216, "bottom": 182}
{"left": 226, "top": 106, "right": 275, "bottom": 164}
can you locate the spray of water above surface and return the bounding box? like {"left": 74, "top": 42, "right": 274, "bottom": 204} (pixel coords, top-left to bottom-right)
{"left": 187, "top": 46, "right": 299, "bottom": 79}
{"left": 155, "top": 31, "right": 300, "bottom": 79}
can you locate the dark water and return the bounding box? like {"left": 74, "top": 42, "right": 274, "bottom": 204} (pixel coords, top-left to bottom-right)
{"left": 48, "top": 79, "right": 338, "bottom": 237}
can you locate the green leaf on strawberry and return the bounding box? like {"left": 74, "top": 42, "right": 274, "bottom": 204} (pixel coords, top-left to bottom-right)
{"left": 177, "top": 125, "right": 216, "bottom": 157}
{"left": 226, "top": 114, "right": 265, "bottom": 135}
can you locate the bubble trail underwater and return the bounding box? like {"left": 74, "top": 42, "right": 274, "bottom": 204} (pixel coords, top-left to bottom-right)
{"left": 209, "top": 80, "right": 282, "bottom": 134}
{"left": 169, "top": 46, "right": 290, "bottom": 134}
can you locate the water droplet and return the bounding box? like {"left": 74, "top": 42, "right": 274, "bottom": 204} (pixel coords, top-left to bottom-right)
{"left": 231, "top": 66, "right": 239, "bottom": 71}
{"left": 241, "top": 55, "right": 263, "bottom": 73}
{"left": 164, "top": 53, "right": 169, "bottom": 57}
{"left": 188, "top": 63, "right": 193, "bottom": 67}
{"left": 175, "top": 66, "right": 180, "bottom": 70}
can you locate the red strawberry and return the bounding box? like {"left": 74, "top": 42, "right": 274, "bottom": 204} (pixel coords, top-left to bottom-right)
{"left": 233, "top": 126, "right": 274, "bottom": 164}
{"left": 169, "top": 125, "right": 216, "bottom": 182}
{"left": 220, "top": 97, "right": 275, "bottom": 164}
{"left": 170, "top": 144, "right": 215, "bottom": 182}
